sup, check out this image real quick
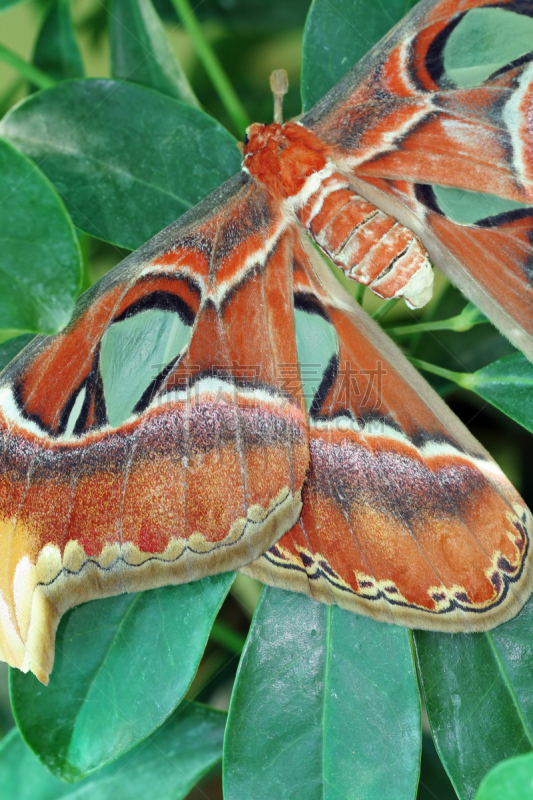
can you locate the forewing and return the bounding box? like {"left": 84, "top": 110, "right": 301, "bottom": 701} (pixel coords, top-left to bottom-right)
{"left": 0, "top": 173, "right": 309, "bottom": 682}
{"left": 242, "top": 235, "right": 533, "bottom": 632}
{"left": 302, "top": 0, "right": 533, "bottom": 357}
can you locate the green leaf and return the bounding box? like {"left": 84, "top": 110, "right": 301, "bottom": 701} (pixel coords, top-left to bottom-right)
{"left": 10, "top": 574, "right": 234, "bottom": 781}
{"left": 415, "top": 596, "right": 533, "bottom": 800}
{"left": 0, "top": 80, "right": 241, "bottom": 250}
{"left": 302, "top": 0, "right": 419, "bottom": 111}
{"left": 224, "top": 588, "right": 421, "bottom": 800}
{"left": 110, "top": 0, "right": 199, "bottom": 107}
{"left": 32, "top": 0, "right": 84, "bottom": 83}
{"left": 0, "top": 335, "right": 33, "bottom": 371}
{"left": 0, "top": 702, "right": 225, "bottom": 799}
{"left": 0, "top": 138, "right": 82, "bottom": 334}
{"left": 475, "top": 752, "right": 533, "bottom": 800}
{"left": 466, "top": 353, "right": 533, "bottom": 433}
{"left": 412, "top": 351, "right": 533, "bottom": 433}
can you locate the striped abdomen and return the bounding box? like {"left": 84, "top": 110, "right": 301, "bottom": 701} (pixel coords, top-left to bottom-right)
{"left": 296, "top": 171, "right": 433, "bottom": 308}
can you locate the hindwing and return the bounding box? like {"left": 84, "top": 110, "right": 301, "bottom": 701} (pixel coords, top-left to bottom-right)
{"left": 242, "top": 236, "right": 533, "bottom": 631}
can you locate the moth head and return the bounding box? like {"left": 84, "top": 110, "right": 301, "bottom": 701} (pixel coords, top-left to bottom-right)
{"left": 242, "top": 122, "right": 331, "bottom": 199}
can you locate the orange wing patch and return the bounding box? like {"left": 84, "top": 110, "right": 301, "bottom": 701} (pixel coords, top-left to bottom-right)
{"left": 0, "top": 177, "right": 308, "bottom": 682}
{"left": 3, "top": 0, "right": 533, "bottom": 683}
{"left": 242, "top": 236, "right": 533, "bottom": 631}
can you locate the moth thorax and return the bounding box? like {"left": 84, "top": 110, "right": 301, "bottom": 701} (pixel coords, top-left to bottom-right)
{"left": 243, "top": 121, "right": 331, "bottom": 200}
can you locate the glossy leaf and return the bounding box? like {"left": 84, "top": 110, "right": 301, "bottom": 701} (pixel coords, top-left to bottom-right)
{"left": 0, "top": 138, "right": 81, "bottom": 334}
{"left": 110, "top": 0, "right": 199, "bottom": 106}
{"left": 224, "top": 587, "right": 421, "bottom": 800}
{"left": 0, "top": 702, "right": 225, "bottom": 799}
{"left": 415, "top": 596, "right": 533, "bottom": 800}
{"left": 0, "top": 80, "right": 241, "bottom": 250}
{"left": 10, "top": 574, "right": 234, "bottom": 781}
{"left": 466, "top": 354, "right": 533, "bottom": 433}
{"left": 302, "top": 0, "right": 419, "bottom": 111}
{"left": 0, "top": 335, "right": 34, "bottom": 371}
{"left": 475, "top": 752, "right": 533, "bottom": 800}
{"left": 32, "top": 0, "right": 84, "bottom": 83}
{"left": 413, "top": 351, "right": 533, "bottom": 432}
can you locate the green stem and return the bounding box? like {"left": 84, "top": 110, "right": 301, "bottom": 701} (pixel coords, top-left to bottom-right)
{"left": 386, "top": 319, "right": 455, "bottom": 336}
{"left": 354, "top": 283, "right": 366, "bottom": 305}
{"left": 409, "top": 357, "right": 475, "bottom": 389}
{"left": 0, "top": 44, "right": 56, "bottom": 90}
{"left": 371, "top": 297, "right": 400, "bottom": 322}
{"left": 170, "top": 0, "right": 250, "bottom": 136}
{"left": 386, "top": 306, "right": 487, "bottom": 337}
{"left": 210, "top": 620, "right": 246, "bottom": 654}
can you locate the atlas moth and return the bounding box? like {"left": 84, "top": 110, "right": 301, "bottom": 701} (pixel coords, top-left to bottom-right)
{"left": 1, "top": 0, "right": 533, "bottom": 684}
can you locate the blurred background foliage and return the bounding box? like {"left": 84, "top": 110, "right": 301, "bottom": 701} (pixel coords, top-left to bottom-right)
{"left": 0, "top": 2, "right": 532, "bottom": 799}
{"left": 0, "top": 0, "right": 304, "bottom": 286}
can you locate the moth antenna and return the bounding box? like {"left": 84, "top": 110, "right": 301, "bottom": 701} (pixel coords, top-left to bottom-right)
{"left": 270, "top": 69, "right": 288, "bottom": 125}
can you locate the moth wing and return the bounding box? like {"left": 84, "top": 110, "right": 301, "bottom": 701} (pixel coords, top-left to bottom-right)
{"left": 0, "top": 173, "right": 309, "bottom": 682}
{"left": 302, "top": 0, "right": 533, "bottom": 358}
{"left": 242, "top": 235, "right": 533, "bottom": 632}
{"left": 351, "top": 175, "right": 533, "bottom": 362}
